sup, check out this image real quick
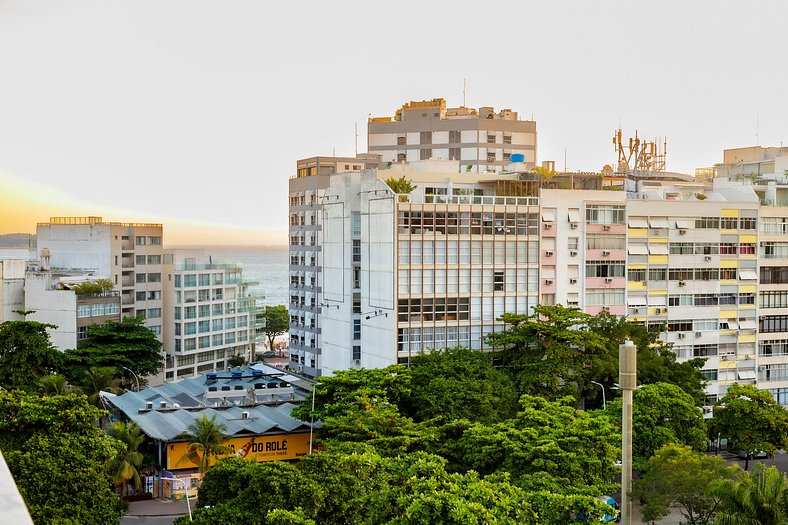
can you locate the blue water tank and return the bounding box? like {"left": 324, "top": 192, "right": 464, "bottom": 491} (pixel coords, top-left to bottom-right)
{"left": 510, "top": 153, "right": 525, "bottom": 163}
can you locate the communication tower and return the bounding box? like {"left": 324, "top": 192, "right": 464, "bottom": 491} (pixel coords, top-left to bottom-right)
{"left": 613, "top": 129, "right": 667, "bottom": 173}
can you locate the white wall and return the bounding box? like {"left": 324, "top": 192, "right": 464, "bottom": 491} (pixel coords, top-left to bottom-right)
{"left": 24, "top": 273, "right": 77, "bottom": 351}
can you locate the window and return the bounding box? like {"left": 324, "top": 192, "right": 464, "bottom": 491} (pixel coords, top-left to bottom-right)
{"left": 585, "top": 261, "right": 626, "bottom": 278}
{"left": 353, "top": 293, "right": 361, "bottom": 314}
{"left": 147, "top": 308, "right": 161, "bottom": 318}
{"left": 585, "top": 205, "right": 625, "bottom": 225}
{"left": 586, "top": 234, "right": 626, "bottom": 250}
{"left": 199, "top": 274, "right": 210, "bottom": 286}
{"left": 762, "top": 217, "right": 788, "bottom": 234}
{"left": 147, "top": 255, "right": 161, "bottom": 264}
{"left": 762, "top": 242, "right": 788, "bottom": 259}
{"left": 449, "top": 130, "right": 461, "bottom": 143}
{"left": 198, "top": 320, "right": 210, "bottom": 333}
{"left": 136, "top": 236, "right": 146, "bottom": 246}
{"left": 136, "top": 291, "right": 146, "bottom": 301}
{"left": 585, "top": 289, "right": 625, "bottom": 305}
{"left": 183, "top": 275, "right": 197, "bottom": 287}
{"left": 701, "top": 369, "right": 718, "bottom": 381}
{"left": 739, "top": 217, "right": 757, "bottom": 230}
{"left": 503, "top": 135, "right": 512, "bottom": 144}
{"left": 761, "top": 267, "right": 788, "bottom": 284}
{"left": 225, "top": 316, "right": 236, "bottom": 329}
{"left": 420, "top": 131, "right": 432, "bottom": 144}
{"left": 397, "top": 153, "right": 406, "bottom": 162}
{"left": 135, "top": 255, "right": 146, "bottom": 265}
{"left": 352, "top": 239, "right": 361, "bottom": 263}
{"left": 568, "top": 237, "right": 579, "bottom": 251}
{"left": 77, "top": 304, "right": 91, "bottom": 318}
{"left": 761, "top": 316, "right": 788, "bottom": 333}
{"left": 628, "top": 268, "right": 646, "bottom": 282}
{"left": 147, "top": 236, "right": 162, "bottom": 245}
{"left": 147, "top": 273, "right": 162, "bottom": 283}
{"left": 198, "top": 305, "right": 210, "bottom": 317}
{"left": 487, "top": 133, "right": 496, "bottom": 143}
{"left": 694, "top": 217, "right": 719, "bottom": 229}
{"left": 148, "top": 291, "right": 161, "bottom": 300}
{"left": 449, "top": 147, "right": 461, "bottom": 160}
{"left": 648, "top": 268, "right": 667, "bottom": 281}
{"left": 720, "top": 217, "right": 738, "bottom": 229}
{"left": 353, "top": 319, "right": 361, "bottom": 340}
{"left": 761, "top": 291, "right": 788, "bottom": 308}
{"left": 493, "top": 271, "right": 504, "bottom": 291}
{"left": 352, "top": 346, "right": 361, "bottom": 361}
{"left": 397, "top": 136, "right": 406, "bottom": 146}
{"left": 136, "top": 273, "right": 146, "bottom": 283}
{"left": 486, "top": 152, "right": 496, "bottom": 163}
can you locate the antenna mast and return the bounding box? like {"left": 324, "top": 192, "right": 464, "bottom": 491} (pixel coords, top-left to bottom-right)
{"left": 463, "top": 79, "right": 467, "bottom": 107}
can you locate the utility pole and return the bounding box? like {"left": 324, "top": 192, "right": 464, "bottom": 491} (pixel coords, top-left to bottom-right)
{"left": 619, "top": 340, "right": 637, "bottom": 525}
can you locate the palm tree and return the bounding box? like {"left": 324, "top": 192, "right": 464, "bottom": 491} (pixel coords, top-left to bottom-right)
{"left": 177, "top": 415, "right": 232, "bottom": 473}
{"left": 710, "top": 463, "right": 788, "bottom": 525}
{"left": 106, "top": 421, "right": 145, "bottom": 495}
{"left": 78, "top": 366, "right": 123, "bottom": 407}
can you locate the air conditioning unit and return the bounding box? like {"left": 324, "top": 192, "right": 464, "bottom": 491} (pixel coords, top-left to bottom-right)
{"left": 678, "top": 333, "right": 686, "bottom": 339}
{"left": 569, "top": 250, "right": 578, "bottom": 256}
{"left": 695, "top": 331, "right": 703, "bottom": 337}
{"left": 570, "top": 223, "right": 578, "bottom": 229}
{"left": 633, "top": 308, "right": 640, "bottom": 313}
{"left": 603, "top": 225, "right": 611, "bottom": 231}
{"left": 545, "top": 279, "right": 554, "bottom": 285}
{"left": 705, "top": 255, "right": 712, "bottom": 261}
{"left": 641, "top": 281, "right": 647, "bottom": 286}
{"left": 545, "top": 250, "right": 554, "bottom": 257}
{"left": 721, "top": 355, "right": 729, "bottom": 360}
{"left": 602, "top": 250, "right": 611, "bottom": 256}
{"left": 544, "top": 223, "right": 552, "bottom": 229}
{"left": 679, "top": 229, "right": 687, "bottom": 235}
{"left": 655, "top": 308, "right": 663, "bottom": 314}
{"left": 679, "top": 281, "right": 686, "bottom": 287}
{"left": 569, "top": 278, "right": 577, "bottom": 284}
{"left": 602, "top": 306, "right": 610, "bottom": 312}
{"left": 241, "top": 411, "right": 250, "bottom": 419}
{"left": 353, "top": 358, "right": 361, "bottom": 366}
{"left": 605, "top": 277, "right": 613, "bottom": 283}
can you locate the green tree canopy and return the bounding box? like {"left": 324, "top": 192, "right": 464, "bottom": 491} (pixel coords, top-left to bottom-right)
{"left": 63, "top": 316, "right": 163, "bottom": 379}
{"left": 71, "top": 278, "right": 114, "bottom": 295}
{"left": 262, "top": 305, "right": 289, "bottom": 352}
{"left": 710, "top": 463, "right": 788, "bottom": 525}
{"left": 0, "top": 320, "right": 63, "bottom": 391}
{"left": 0, "top": 391, "right": 125, "bottom": 524}
{"left": 713, "top": 384, "right": 788, "bottom": 470}
{"left": 607, "top": 382, "right": 707, "bottom": 470}
{"left": 633, "top": 444, "right": 739, "bottom": 525}
{"left": 384, "top": 175, "right": 416, "bottom": 195}
{"left": 401, "top": 347, "right": 519, "bottom": 425}
{"left": 484, "top": 305, "right": 609, "bottom": 401}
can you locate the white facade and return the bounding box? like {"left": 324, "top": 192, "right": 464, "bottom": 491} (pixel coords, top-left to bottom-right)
{"left": 163, "top": 253, "right": 257, "bottom": 380}
{"left": 319, "top": 160, "right": 541, "bottom": 375}
{"left": 0, "top": 260, "right": 25, "bottom": 322}
{"left": 36, "top": 217, "right": 164, "bottom": 339}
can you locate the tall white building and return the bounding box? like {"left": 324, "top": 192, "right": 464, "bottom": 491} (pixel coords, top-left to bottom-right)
{"left": 36, "top": 217, "right": 164, "bottom": 338}
{"left": 318, "top": 159, "right": 541, "bottom": 375}
{"left": 163, "top": 252, "right": 259, "bottom": 381}
{"left": 368, "top": 98, "right": 537, "bottom": 173}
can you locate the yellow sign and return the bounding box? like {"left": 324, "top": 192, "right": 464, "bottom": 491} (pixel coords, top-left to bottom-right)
{"left": 167, "top": 433, "right": 311, "bottom": 470}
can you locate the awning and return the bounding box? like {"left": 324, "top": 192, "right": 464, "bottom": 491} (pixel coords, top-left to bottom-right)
{"left": 628, "top": 245, "right": 649, "bottom": 255}
{"left": 675, "top": 219, "right": 694, "bottom": 229}
{"left": 721, "top": 320, "right": 739, "bottom": 330}
{"left": 628, "top": 217, "right": 648, "bottom": 228}
{"left": 649, "top": 217, "right": 669, "bottom": 228}
{"left": 739, "top": 319, "right": 757, "bottom": 330}
{"left": 568, "top": 209, "right": 581, "bottom": 223}
{"left": 738, "top": 370, "right": 757, "bottom": 380}
{"left": 648, "top": 295, "right": 667, "bottom": 306}
{"left": 649, "top": 244, "right": 669, "bottom": 255}
{"left": 739, "top": 270, "right": 758, "bottom": 281}
{"left": 627, "top": 296, "right": 648, "bottom": 307}
{"left": 541, "top": 209, "right": 556, "bottom": 222}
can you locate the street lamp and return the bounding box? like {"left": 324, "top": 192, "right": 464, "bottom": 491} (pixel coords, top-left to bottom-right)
{"left": 309, "top": 382, "right": 322, "bottom": 455}
{"left": 619, "top": 340, "right": 637, "bottom": 525}
{"left": 590, "top": 380, "right": 606, "bottom": 410}
{"left": 160, "top": 474, "right": 192, "bottom": 521}
{"left": 119, "top": 366, "right": 140, "bottom": 392}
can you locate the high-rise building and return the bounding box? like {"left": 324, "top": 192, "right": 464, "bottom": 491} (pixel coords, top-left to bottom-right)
{"left": 368, "top": 98, "right": 537, "bottom": 173}
{"left": 317, "top": 159, "right": 541, "bottom": 375}
{"left": 288, "top": 155, "right": 380, "bottom": 377}
{"left": 36, "top": 217, "right": 164, "bottom": 338}
{"left": 162, "top": 252, "right": 260, "bottom": 381}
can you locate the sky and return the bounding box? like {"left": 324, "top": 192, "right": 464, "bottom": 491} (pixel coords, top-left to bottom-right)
{"left": 1, "top": 1, "right": 786, "bottom": 245}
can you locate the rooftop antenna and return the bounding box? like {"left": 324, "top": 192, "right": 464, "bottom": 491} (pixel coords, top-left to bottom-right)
{"left": 463, "top": 78, "right": 466, "bottom": 107}
{"left": 564, "top": 149, "right": 567, "bottom": 172}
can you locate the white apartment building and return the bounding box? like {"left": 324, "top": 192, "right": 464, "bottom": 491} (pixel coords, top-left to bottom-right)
{"left": 36, "top": 217, "right": 165, "bottom": 339}
{"left": 318, "top": 160, "right": 541, "bottom": 375}
{"left": 163, "top": 254, "right": 258, "bottom": 381}
{"left": 368, "top": 99, "right": 537, "bottom": 173}
{"left": 0, "top": 260, "right": 25, "bottom": 322}
{"left": 288, "top": 155, "right": 380, "bottom": 377}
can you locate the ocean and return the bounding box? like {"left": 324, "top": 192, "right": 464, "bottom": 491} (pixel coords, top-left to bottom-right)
{"left": 200, "top": 245, "right": 289, "bottom": 308}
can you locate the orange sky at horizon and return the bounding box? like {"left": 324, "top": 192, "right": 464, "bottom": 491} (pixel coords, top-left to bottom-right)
{"left": 0, "top": 172, "right": 288, "bottom": 246}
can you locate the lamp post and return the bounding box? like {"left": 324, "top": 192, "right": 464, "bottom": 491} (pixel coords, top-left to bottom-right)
{"left": 309, "top": 382, "right": 321, "bottom": 455}
{"left": 119, "top": 366, "right": 140, "bottom": 392}
{"left": 590, "top": 380, "right": 606, "bottom": 410}
{"left": 619, "top": 340, "right": 637, "bottom": 525}
{"left": 161, "top": 475, "right": 192, "bottom": 521}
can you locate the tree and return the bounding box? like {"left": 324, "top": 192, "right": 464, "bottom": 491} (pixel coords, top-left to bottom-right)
{"left": 484, "top": 305, "right": 609, "bottom": 401}
{"left": 606, "top": 382, "right": 707, "bottom": 470}
{"left": 76, "top": 365, "right": 124, "bottom": 407}
{"left": 0, "top": 390, "right": 125, "bottom": 524}
{"left": 178, "top": 415, "right": 233, "bottom": 473}
{"left": 586, "top": 313, "right": 707, "bottom": 406}
{"left": 106, "top": 421, "right": 145, "bottom": 495}
{"left": 402, "top": 347, "right": 519, "bottom": 425}
{"left": 71, "top": 278, "right": 114, "bottom": 295}
{"left": 710, "top": 464, "right": 788, "bottom": 525}
{"left": 0, "top": 320, "right": 63, "bottom": 391}
{"left": 633, "top": 444, "right": 739, "bottom": 525}
{"left": 384, "top": 175, "right": 416, "bottom": 195}
{"left": 713, "top": 384, "right": 788, "bottom": 470}
{"left": 262, "top": 305, "right": 289, "bottom": 355}
{"left": 63, "top": 316, "right": 163, "bottom": 379}
{"left": 448, "top": 395, "right": 620, "bottom": 493}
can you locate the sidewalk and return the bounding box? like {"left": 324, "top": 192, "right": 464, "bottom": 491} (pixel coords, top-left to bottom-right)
{"left": 632, "top": 501, "right": 686, "bottom": 524}
{"left": 126, "top": 498, "right": 191, "bottom": 517}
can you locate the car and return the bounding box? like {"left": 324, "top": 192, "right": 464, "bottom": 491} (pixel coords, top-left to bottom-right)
{"left": 257, "top": 350, "right": 277, "bottom": 358}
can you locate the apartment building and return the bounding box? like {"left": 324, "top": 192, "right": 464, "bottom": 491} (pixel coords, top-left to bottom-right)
{"left": 288, "top": 155, "right": 380, "bottom": 377}
{"left": 36, "top": 217, "right": 165, "bottom": 339}
{"left": 24, "top": 272, "right": 122, "bottom": 351}
{"left": 317, "top": 159, "right": 541, "bottom": 375}
{"left": 0, "top": 260, "right": 25, "bottom": 322}
{"left": 163, "top": 253, "right": 259, "bottom": 380}
{"left": 368, "top": 99, "right": 537, "bottom": 173}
